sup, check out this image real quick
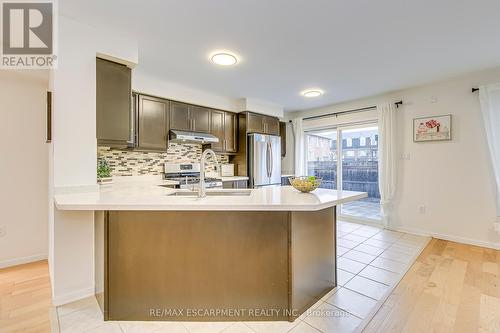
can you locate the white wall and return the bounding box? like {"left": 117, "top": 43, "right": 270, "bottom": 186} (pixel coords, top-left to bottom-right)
{"left": 49, "top": 16, "right": 138, "bottom": 305}
{"left": 133, "top": 69, "right": 240, "bottom": 112}
{"left": 236, "top": 98, "right": 284, "bottom": 118}
{"left": 288, "top": 68, "right": 500, "bottom": 249}
{"left": 0, "top": 71, "right": 49, "bottom": 268}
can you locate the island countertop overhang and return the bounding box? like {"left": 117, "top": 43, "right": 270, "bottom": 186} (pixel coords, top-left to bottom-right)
{"left": 54, "top": 184, "right": 367, "bottom": 211}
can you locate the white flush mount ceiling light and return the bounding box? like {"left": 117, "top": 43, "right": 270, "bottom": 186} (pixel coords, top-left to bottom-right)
{"left": 301, "top": 89, "right": 324, "bottom": 98}
{"left": 210, "top": 52, "right": 238, "bottom": 66}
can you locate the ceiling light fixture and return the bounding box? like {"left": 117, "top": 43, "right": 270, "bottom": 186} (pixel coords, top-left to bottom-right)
{"left": 301, "top": 89, "right": 324, "bottom": 98}
{"left": 210, "top": 52, "right": 238, "bottom": 66}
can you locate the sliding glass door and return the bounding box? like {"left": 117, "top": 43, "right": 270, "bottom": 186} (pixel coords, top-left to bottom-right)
{"left": 306, "top": 130, "right": 338, "bottom": 189}
{"left": 305, "top": 124, "right": 381, "bottom": 222}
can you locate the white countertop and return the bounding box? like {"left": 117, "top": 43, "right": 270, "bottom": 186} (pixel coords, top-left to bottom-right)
{"left": 54, "top": 178, "right": 367, "bottom": 211}
{"left": 221, "top": 176, "right": 248, "bottom": 182}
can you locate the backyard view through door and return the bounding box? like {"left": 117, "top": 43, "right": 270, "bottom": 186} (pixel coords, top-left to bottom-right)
{"left": 306, "top": 125, "right": 381, "bottom": 221}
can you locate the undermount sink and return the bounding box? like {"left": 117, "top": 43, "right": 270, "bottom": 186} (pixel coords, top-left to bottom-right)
{"left": 166, "top": 189, "right": 252, "bottom": 197}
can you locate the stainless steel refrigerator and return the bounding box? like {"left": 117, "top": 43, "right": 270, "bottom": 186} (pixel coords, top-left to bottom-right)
{"left": 248, "top": 133, "right": 281, "bottom": 187}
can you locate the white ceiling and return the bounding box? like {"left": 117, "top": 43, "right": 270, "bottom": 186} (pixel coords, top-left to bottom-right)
{"left": 60, "top": 0, "right": 500, "bottom": 111}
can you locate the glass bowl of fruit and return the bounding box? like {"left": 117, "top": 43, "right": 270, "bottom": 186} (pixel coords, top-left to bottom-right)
{"left": 289, "top": 176, "right": 322, "bottom": 193}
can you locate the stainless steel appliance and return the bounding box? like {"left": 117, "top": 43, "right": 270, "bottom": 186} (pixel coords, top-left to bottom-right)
{"left": 248, "top": 133, "right": 281, "bottom": 187}
{"left": 169, "top": 130, "right": 219, "bottom": 144}
{"left": 163, "top": 162, "right": 222, "bottom": 190}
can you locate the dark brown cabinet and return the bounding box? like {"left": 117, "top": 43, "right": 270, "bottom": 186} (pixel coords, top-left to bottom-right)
{"left": 170, "top": 102, "right": 210, "bottom": 133}
{"left": 245, "top": 112, "right": 280, "bottom": 136}
{"left": 209, "top": 110, "right": 225, "bottom": 152}
{"left": 191, "top": 106, "right": 210, "bottom": 133}
{"left": 265, "top": 116, "right": 280, "bottom": 136}
{"left": 280, "top": 121, "right": 287, "bottom": 157}
{"left": 209, "top": 110, "right": 238, "bottom": 154}
{"left": 224, "top": 112, "right": 238, "bottom": 153}
{"left": 136, "top": 95, "right": 169, "bottom": 151}
{"left": 222, "top": 180, "right": 248, "bottom": 189}
{"left": 96, "top": 58, "right": 132, "bottom": 147}
{"left": 169, "top": 102, "right": 190, "bottom": 131}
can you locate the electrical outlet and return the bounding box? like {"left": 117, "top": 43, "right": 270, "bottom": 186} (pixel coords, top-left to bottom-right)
{"left": 400, "top": 153, "right": 411, "bottom": 160}
{"left": 418, "top": 206, "right": 426, "bottom": 214}
{"left": 0, "top": 226, "right": 5, "bottom": 237}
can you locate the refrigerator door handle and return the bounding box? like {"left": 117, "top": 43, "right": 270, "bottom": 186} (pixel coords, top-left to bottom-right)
{"left": 269, "top": 142, "right": 273, "bottom": 179}
{"left": 266, "top": 142, "right": 271, "bottom": 178}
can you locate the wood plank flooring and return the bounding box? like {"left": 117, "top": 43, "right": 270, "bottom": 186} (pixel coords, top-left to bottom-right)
{"left": 364, "top": 238, "right": 500, "bottom": 333}
{"left": 0, "top": 260, "right": 52, "bottom": 333}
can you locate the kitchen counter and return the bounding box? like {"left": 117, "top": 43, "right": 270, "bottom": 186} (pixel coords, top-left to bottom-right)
{"left": 221, "top": 176, "right": 248, "bottom": 182}
{"left": 57, "top": 177, "right": 367, "bottom": 322}
{"left": 55, "top": 181, "right": 366, "bottom": 211}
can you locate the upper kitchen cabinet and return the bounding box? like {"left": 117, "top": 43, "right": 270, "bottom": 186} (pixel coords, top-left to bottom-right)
{"left": 136, "top": 94, "right": 169, "bottom": 151}
{"left": 170, "top": 102, "right": 210, "bottom": 133}
{"left": 279, "top": 121, "right": 287, "bottom": 157}
{"left": 96, "top": 58, "right": 132, "bottom": 147}
{"left": 264, "top": 116, "right": 280, "bottom": 136}
{"left": 224, "top": 112, "right": 238, "bottom": 153}
{"left": 209, "top": 110, "right": 224, "bottom": 152}
{"left": 169, "top": 102, "right": 191, "bottom": 131}
{"left": 209, "top": 110, "right": 238, "bottom": 154}
{"left": 245, "top": 112, "right": 280, "bottom": 136}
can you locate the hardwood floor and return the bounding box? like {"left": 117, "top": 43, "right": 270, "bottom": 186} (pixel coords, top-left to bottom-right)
{"left": 364, "top": 238, "right": 500, "bottom": 333}
{"left": 0, "top": 260, "right": 52, "bottom": 333}
{"left": 1, "top": 240, "right": 499, "bottom": 333}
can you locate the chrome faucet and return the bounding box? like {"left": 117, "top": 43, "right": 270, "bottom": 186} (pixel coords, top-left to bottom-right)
{"left": 199, "top": 149, "right": 220, "bottom": 198}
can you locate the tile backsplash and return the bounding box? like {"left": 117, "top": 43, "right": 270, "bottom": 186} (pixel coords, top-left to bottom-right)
{"left": 98, "top": 143, "right": 229, "bottom": 177}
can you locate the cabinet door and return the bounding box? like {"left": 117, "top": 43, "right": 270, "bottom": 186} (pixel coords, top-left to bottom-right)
{"left": 190, "top": 106, "right": 210, "bottom": 133}
{"left": 246, "top": 113, "right": 264, "bottom": 133}
{"left": 279, "top": 121, "right": 286, "bottom": 157}
{"left": 224, "top": 112, "right": 238, "bottom": 153}
{"left": 137, "top": 95, "right": 169, "bottom": 150}
{"left": 170, "top": 102, "right": 191, "bottom": 131}
{"left": 265, "top": 116, "right": 280, "bottom": 135}
{"left": 222, "top": 181, "right": 235, "bottom": 189}
{"left": 210, "top": 110, "right": 224, "bottom": 152}
{"left": 96, "top": 58, "right": 131, "bottom": 146}
{"left": 235, "top": 180, "right": 248, "bottom": 188}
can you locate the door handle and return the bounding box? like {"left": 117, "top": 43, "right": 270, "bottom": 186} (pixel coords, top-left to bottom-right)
{"left": 267, "top": 142, "right": 271, "bottom": 178}
{"left": 265, "top": 142, "right": 269, "bottom": 178}
{"left": 269, "top": 142, "right": 273, "bottom": 178}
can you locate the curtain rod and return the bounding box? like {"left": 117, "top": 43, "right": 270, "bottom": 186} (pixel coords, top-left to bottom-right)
{"left": 298, "top": 100, "right": 403, "bottom": 122}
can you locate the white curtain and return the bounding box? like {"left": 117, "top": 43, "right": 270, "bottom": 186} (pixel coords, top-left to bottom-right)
{"left": 479, "top": 84, "right": 500, "bottom": 233}
{"left": 377, "top": 101, "right": 397, "bottom": 228}
{"left": 292, "top": 118, "right": 306, "bottom": 176}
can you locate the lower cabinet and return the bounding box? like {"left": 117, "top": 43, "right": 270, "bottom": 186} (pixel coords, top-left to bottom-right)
{"left": 223, "top": 180, "right": 248, "bottom": 189}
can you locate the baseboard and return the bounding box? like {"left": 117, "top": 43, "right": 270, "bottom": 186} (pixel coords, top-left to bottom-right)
{"left": 52, "top": 286, "right": 95, "bottom": 306}
{"left": 0, "top": 254, "right": 47, "bottom": 269}
{"left": 389, "top": 225, "right": 500, "bottom": 250}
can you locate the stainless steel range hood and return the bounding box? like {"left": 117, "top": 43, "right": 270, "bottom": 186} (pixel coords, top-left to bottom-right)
{"left": 169, "top": 130, "right": 219, "bottom": 144}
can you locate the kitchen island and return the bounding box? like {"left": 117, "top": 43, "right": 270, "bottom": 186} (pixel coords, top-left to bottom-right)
{"left": 55, "top": 183, "right": 366, "bottom": 322}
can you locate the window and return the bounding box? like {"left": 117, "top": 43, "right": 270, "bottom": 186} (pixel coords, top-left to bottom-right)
{"left": 360, "top": 136, "right": 366, "bottom": 146}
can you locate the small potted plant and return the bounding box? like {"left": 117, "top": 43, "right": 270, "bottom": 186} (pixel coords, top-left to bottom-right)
{"left": 97, "top": 159, "right": 113, "bottom": 184}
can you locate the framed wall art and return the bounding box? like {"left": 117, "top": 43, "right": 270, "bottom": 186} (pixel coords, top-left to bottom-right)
{"left": 413, "top": 114, "right": 452, "bottom": 142}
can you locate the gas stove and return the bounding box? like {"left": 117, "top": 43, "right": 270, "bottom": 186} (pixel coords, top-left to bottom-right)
{"left": 163, "top": 162, "right": 222, "bottom": 190}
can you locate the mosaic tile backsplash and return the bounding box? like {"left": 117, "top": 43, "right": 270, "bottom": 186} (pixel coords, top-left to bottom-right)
{"left": 98, "top": 143, "right": 229, "bottom": 177}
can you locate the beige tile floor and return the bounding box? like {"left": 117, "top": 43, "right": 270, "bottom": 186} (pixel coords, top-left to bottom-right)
{"left": 55, "top": 221, "right": 430, "bottom": 333}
